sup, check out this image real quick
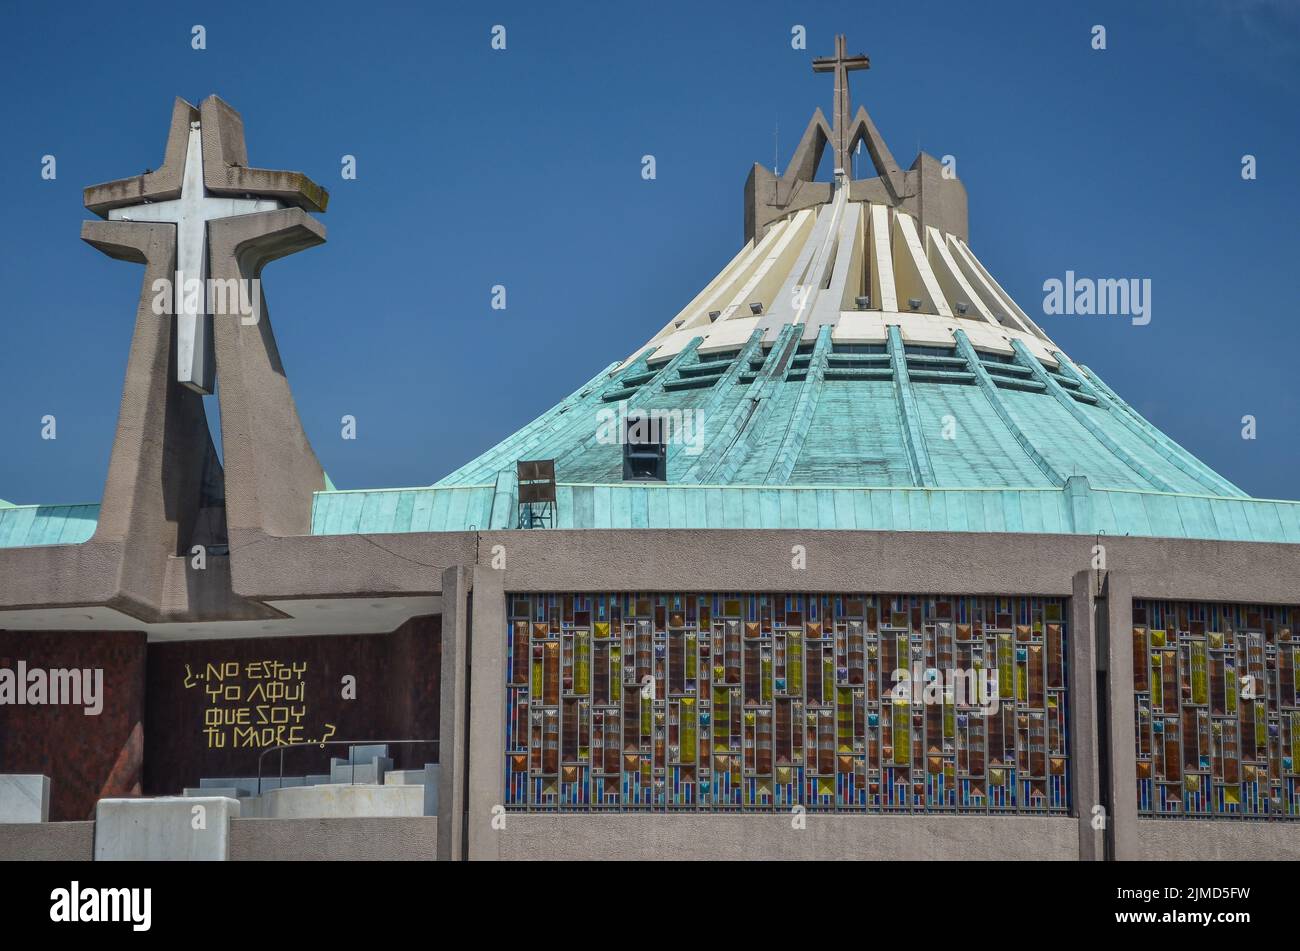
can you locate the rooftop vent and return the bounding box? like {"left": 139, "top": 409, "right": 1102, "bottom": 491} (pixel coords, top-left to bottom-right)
{"left": 749, "top": 301, "right": 764, "bottom": 315}
{"left": 622, "top": 419, "right": 667, "bottom": 482}
{"left": 517, "top": 459, "right": 557, "bottom": 528}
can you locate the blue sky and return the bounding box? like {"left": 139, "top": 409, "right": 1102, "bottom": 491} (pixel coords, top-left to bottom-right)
{"left": 1, "top": 0, "right": 1297, "bottom": 504}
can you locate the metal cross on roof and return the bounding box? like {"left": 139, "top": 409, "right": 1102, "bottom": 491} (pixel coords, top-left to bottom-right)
{"left": 812, "top": 34, "right": 871, "bottom": 176}
{"left": 108, "top": 122, "right": 281, "bottom": 395}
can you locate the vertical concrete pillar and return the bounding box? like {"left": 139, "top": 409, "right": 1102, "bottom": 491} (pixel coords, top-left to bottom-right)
{"left": 1102, "top": 571, "right": 1137, "bottom": 859}
{"left": 1070, "top": 571, "right": 1102, "bottom": 860}
{"left": 436, "top": 565, "right": 468, "bottom": 861}
{"left": 467, "top": 565, "right": 506, "bottom": 861}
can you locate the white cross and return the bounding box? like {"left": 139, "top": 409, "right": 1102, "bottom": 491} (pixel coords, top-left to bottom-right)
{"left": 110, "top": 121, "right": 281, "bottom": 394}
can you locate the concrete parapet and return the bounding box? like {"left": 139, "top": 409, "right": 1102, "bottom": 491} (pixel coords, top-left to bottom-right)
{"left": 94, "top": 796, "right": 240, "bottom": 860}
{"left": 262, "top": 783, "right": 423, "bottom": 819}
{"left": 0, "top": 820, "right": 94, "bottom": 860}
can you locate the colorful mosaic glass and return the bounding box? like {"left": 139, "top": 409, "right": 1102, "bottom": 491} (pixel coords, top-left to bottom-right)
{"left": 1134, "top": 600, "right": 1299, "bottom": 818}
{"left": 505, "top": 593, "right": 1070, "bottom": 813}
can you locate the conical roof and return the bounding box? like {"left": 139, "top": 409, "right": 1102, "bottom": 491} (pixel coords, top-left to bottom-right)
{"left": 436, "top": 192, "right": 1241, "bottom": 498}
{"left": 434, "top": 31, "right": 1243, "bottom": 502}
{"left": 308, "top": 37, "right": 1299, "bottom": 542}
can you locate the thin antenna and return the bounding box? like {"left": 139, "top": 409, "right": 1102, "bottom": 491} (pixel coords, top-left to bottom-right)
{"left": 774, "top": 120, "right": 780, "bottom": 175}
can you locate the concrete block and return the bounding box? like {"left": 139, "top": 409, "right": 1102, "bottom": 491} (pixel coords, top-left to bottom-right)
{"left": 94, "top": 796, "right": 240, "bottom": 861}
{"left": 262, "top": 783, "right": 423, "bottom": 819}
{"left": 338, "top": 744, "right": 389, "bottom": 763}
{"left": 328, "top": 759, "right": 390, "bottom": 785}
{"left": 0, "top": 775, "right": 50, "bottom": 823}
{"left": 185, "top": 787, "right": 239, "bottom": 799}
{"left": 385, "top": 764, "right": 439, "bottom": 815}
{"left": 199, "top": 775, "right": 306, "bottom": 795}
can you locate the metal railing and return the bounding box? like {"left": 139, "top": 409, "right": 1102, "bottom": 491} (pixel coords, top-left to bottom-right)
{"left": 255, "top": 739, "right": 438, "bottom": 796}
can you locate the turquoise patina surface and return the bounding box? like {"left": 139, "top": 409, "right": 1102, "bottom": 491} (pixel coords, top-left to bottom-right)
{"left": 305, "top": 331, "right": 1299, "bottom": 543}
{"left": 0, "top": 502, "right": 100, "bottom": 547}
{"left": 8, "top": 330, "right": 1297, "bottom": 547}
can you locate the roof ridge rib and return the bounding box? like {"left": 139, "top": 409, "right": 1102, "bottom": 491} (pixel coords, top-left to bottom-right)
{"left": 952, "top": 329, "right": 1065, "bottom": 487}
{"left": 665, "top": 330, "right": 765, "bottom": 474}
{"left": 763, "top": 324, "right": 834, "bottom": 484}
{"left": 887, "top": 325, "right": 936, "bottom": 487}
{"left": 1009, "top": 339, "right": 1177, "bottom": 493}
{"left": 1067, "top": 358, "right": 1247, "bottom": 498}
{"left": 682, "top": 324, "right": 800, "bottom": 484}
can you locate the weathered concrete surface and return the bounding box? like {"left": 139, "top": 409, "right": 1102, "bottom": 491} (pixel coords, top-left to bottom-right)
{"left": 1104, "top": 574, "right": 1138, "bottom": 861}
{"left": 94, "top": 796, "right": 239, "bottom": 860}
{"left": 229, "top": 816, "right": 436, "bottom": 860}
{"left": 437, "top": 566, "right": 468, "bottom": 859}
{"left": 207, "top": 207, "right": 326, "bottom": 543}
{"left": 262, "top": 784, "right": 423, "bottom": 819}
{"left": 385, "top": 766, "right": 438, "bottom": 816}
{"left": 1134, "top": 819, "right": 1300, "bottom": 861}
{"left": 1070, "top": 572, "right": 1102, "bottom": 861}
{"left": 84, "top": 97, "right": 197, "bottom": 214}
{"left": 0, "top": 820, "right": 94, "bottom": 860}
{"left": 466, "top": 567, "right": 505, "bottom": 861}
{"left": 225, "top": 529, "right": 1300, "bottom": 608}
{"left": 0, "top": 774, "right": 50, "bottom": 822}
{"left": 199, "top": 95, "right": 328, "bottom": 212}
{"left": 490, "top": 814, "right": 1077, "bottom": 861}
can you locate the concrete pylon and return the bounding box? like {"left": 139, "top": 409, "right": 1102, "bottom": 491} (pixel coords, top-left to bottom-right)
{"left": 71, "top": 94, "right": 330, "bottom": 622}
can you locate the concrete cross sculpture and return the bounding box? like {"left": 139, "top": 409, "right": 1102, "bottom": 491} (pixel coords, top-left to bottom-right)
{"left": 77, "top": 96, "right": 333, "bottom": 612}
{"left": 84, "top": 95, "right": 328, "bottom": 397}
{"left": 812, "top": 33, "right": 871, "bottom": 175}
{"left": 104, "top": 121, "right": 278, "bottom": 393}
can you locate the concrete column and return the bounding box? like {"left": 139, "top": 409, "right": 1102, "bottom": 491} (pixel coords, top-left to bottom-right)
{"left": 436, "top": 565, "right": 468, "bottom": 861}
{"left": 1102, "top": 571, "right": 1137, "bottom": 860}
{"left": 466, "top": 565, "right": 506, "bottom": 861}
{"left": 1069, "top": 571, "right": 1102, "bottom": 860}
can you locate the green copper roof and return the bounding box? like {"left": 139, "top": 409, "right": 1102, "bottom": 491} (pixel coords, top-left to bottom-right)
{"left": 0, "top": 503, "right": 99, "bottom": 547}
{"left": 301, "top": 318, "right": 1298, "bottom": 543}
{"left": 6, "top": 327, "right": 1293, "bottom": 548}
{"left": 309, "top": 479, "right": 1300, "bottom": 542}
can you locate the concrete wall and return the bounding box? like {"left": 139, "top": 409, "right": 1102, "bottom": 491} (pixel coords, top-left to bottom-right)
{"left": 0, "top": 629, "right": 146, "bottom": 821}
{"left": 488, "top": 814, "right": 1075, "bottom": 861}
{"left": 0, "top": 817, "right": 438, "bottom": 861}
{"left": 1134, "top": 819, "right": 1300, "bottom": 861}
{"left": 143, "top": 616, "right": 440, "bottom": 796}
{"left": 229, "top": 817, "right": 436, "bottom": 860}
{"left": 0, "top": 821, "right": 94, "bottom": 860}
